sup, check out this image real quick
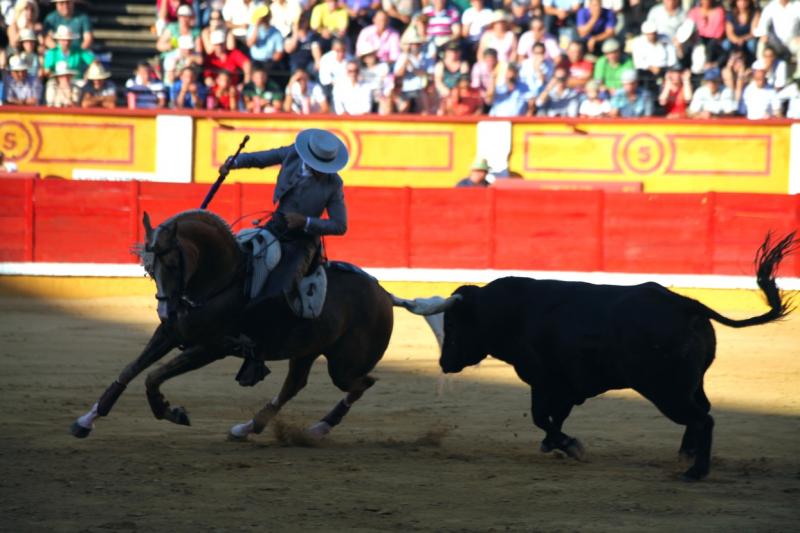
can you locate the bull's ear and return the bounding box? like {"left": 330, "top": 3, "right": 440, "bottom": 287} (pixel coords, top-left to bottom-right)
{"left": 143, "top": 212, "right": 154, "bottom": 242}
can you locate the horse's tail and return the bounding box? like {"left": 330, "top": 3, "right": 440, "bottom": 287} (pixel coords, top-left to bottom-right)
{"left": 690, "top": 231, "right": 798, "bottom": 328}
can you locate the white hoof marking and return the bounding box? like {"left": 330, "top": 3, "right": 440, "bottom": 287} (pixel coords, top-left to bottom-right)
{"left": 306, "top": 421, "right": 332, "bottom": 439}
{"left": 230, "top": 419, "right": 255, "bottom": 438}
{"left": 77, "top": 403, "right": 99, "bottom": 429}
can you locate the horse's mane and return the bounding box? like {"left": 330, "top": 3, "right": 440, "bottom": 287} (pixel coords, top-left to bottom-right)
{"left": 133, "top": 209, "right": 238, "bottom": 270}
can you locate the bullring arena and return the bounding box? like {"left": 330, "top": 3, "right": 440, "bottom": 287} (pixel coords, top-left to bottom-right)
{"left": 1, "top": 108, "right": 799, "bottom": 532}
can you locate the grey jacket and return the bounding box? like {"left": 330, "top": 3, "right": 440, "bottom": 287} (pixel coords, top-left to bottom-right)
{"left": 232, "top": 145, "right": 347, "bottom": 236}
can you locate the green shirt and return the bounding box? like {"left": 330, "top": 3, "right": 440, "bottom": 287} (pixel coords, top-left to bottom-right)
{"left": 43, "top": 47, "right": 95, "bottom": 77}
{"left": 593, "top": 55, "right": 634, "bottom": 92}
{"left": 242, "top": 80, "right": 284, "bottom": 102}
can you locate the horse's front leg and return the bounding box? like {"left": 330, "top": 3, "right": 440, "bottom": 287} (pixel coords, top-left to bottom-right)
{"left": 145, "top": 346, "right": 225, "bottom": 426}
{"left": 70, "top": 324, "right": 177, "bottom": 438}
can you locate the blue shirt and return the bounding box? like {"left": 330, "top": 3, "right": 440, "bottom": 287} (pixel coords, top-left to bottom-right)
{"left": 490, "top": 81, "right": 532, "bottom": 117}
{"left": 169, "top": 79, "right": 209, "bottom": 108}
{"left": 576, "top": 7, "right": 616, "bottom": 38}
{"left": 248, "top": 24, "right": 285, "bottom": 63}
{"left": 611, "top": 88, "right": 654, "bottom": 117}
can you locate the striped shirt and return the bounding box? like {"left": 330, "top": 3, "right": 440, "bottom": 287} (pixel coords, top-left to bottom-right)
{"left": 422, "top": 5, "right": 459, "bottom": 38}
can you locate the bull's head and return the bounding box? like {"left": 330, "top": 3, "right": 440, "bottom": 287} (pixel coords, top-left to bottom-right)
{"left": 396, "top": 285, "right": 486, "bottom": 373}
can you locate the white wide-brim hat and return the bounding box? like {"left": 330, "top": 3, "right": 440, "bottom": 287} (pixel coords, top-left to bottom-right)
{"left": 295, "top": 129, "right": 348, "bottom": 174}
{"left": 86, "top": 62, "right": 111, "bottom": 80}
{"left": 53, "top": 25, "right": 76, "bottom": 41}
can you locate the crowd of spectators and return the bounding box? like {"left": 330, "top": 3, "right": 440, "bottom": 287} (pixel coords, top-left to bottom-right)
{"left": 0, "top": 0, "right": 799, "bottom": 118}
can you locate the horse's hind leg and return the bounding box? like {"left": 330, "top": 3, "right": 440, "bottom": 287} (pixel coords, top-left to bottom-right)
{"left": 229, "top": 354, "right": 316, "bottom": 440}
{"left": 307, "top": 374, "right": 377, "bottom": 438}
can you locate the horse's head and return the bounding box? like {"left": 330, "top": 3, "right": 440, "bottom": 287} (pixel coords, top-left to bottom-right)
{"left": 143, "top": 212, "right": 199, "bottom": 322}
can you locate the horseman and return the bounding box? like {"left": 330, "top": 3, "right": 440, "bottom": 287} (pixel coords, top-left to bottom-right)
{"left": 222, "top": 128, "right": 349, "bottom": 304}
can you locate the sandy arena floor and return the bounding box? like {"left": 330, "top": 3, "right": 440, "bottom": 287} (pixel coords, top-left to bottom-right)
{"left": 0, "top": 281, "right": 798, "bottom": 532}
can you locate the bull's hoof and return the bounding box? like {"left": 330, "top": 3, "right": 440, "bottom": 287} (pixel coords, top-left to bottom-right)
{"left": 166, "top": 406, "right": 191, "bottom": 426}
{"left": 69, "top": 421, "right": 92, "bottom": 439}
{"left": 564, "top": 438, "right": 585, "bottom": 461}
{"left": 681, "top": 465, "right": 709, "bottom": 482}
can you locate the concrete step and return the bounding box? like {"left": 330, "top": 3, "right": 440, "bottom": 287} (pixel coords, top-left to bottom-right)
{"left": 93, "top": 29, "right": 156, "bottom": 42}
{"left": 87, "top": 3, "right": 155, "bottom": 17}
{"left": 91, "top": 14, "right": 155, "bottom": 28}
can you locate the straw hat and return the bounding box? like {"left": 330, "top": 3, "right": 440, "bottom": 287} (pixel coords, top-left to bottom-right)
{"left": 18, "top": 28, "right": 37, "bottom": 42}
{"left": 52, "top": 61, "right": 76, "bottom": 77}
{"left": 86, "top": 62, "right": 111, "bottom": 81}
{"left": 52, "top": 25, "right": 76, "bottom": 41}
{"left": 471, "top": 157, "right": 489, "bottom": 172}
{"left": 489, "top": 10, "right": 510, "bottom": 25}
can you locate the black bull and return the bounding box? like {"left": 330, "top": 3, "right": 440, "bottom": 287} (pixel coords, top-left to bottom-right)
{"left": 398, "top": 232, "right": 798, "bottom": 480}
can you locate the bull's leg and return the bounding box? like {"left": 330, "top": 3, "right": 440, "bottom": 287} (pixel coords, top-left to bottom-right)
{"left": 145, "top": 346, "right": 225, "bottom": 426}
{"left": 531, "top": 387, "right": 584, "bottom": 460}
{"left": 70, "top": 324, "right": 177, "bottom": 438}
{"left": 679, "top": 385, "right": 711, "bottom": 460}
{"left": 307, "top": 375, "right": 377, "bottom": 438}
{"left": 229, "top": 355, "right": 316, "bottom": 440}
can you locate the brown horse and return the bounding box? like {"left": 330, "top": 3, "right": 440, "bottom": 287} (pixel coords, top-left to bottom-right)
{"left": 70, "top": 209, "right": 396, "bottom": 440}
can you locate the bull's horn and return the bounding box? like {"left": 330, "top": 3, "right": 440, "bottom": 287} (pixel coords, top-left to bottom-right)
{"left": 391, "top": 294, "right": 462, "bottom": 315}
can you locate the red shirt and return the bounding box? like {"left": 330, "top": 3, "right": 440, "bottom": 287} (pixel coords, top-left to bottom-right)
{"left": 567, "top": 59, "right": 594, "bottom": 84}
{"left": 203, "top": 48, "right": 249, "bottom": 86}
{"left": 664, "top": 85, "right": 688, "bottom": 117}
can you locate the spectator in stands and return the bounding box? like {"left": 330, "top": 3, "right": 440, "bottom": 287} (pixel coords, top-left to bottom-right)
{"left": 576, "top": 0, "right": 616, "bottom": 56}
{"left": 318, "top": 38, "right": 351, "bottom": 101}
{"left": 455, "top": 157, "right": 491, "bottom": 187}
{"left": 284, "top": 68, "right": 329, "bottom": 112}
{"left": 471, "top": 47, "right": 502, "bottom": 100}
{"left": 43, "top": 0, "right": 92, "bottom": 51}
{"left": 45, "top": 61, "right": 78, "bottom": 107}
{"left": 247, "top": 5, "right": 285, "bottom": 71}
{"left": 4, "top": 54, "right": 41, "bottom": 105}
{"left": 157, "top": 0, "right": 187, "bottom": 36}
{"left": 478, "top": 11, "right": 518, "bottom": 64}
{"left": 203, "top": 29, "right": 252, "bottom": 87}
{"left": 434, "top": 41, "right": 469, "bottom": 110}
{"left": 488, "top": 63, "right": 534, "bottom": 116}
{"left": 563, "top": 39, "right": 593, "bottom": 89}
{"left": 740, "top": 59, "right": 782, "bottom": 118}
{"left": 359, "top": 46, "right": 391, "bottom": 113}
{"left": 393, "top": 33, "right": 434, "bottom": 113}
{"left": 543, "top": 0, "right": 581, "bottom": 43}
{"left": 657, "top": 64, "right": 692, "bottom": 117}
{"left": 688, "top": 66, "right": 735, "bottom": 117}
{"left": 17, "top": 29, "right": 41, "bottom": 78}
{"left": 80, "top": 62, "right": 116, "bottom": 109}
{"left": 536, "top": 65, "right": 579, "bottom": 116}
{"left": 777, "top": 72, "right": 800, "bottom": 118}
{"left": 270, "top": 0, "right": 302, "bottom": 38}
{"left": 332, "top": 59, "right": 373, "bottom": 114}
{"left": 171, "top": 65, "right": 208, "bottom": 108}
{"left": 609, "top": 69, "right": 653, "bottom": 116}
{"left": 443, "top": 73, "right": 484, "bottom": 115}
{"left": 753, "top": 0, "right": 800, "bottom": 72}
{"left": 163, "top": 34, "right": 202, "bottom": 86}
{"left": 461, "top": 0, "right": 493, "bottom": 51}
{"left": 422, "top": 0, "right": 461, "bottom": 46}
{"left": 207, "top": 68, "right": 240, "bottom": 109}
{"left": 310, "top": 0, "right": 350, "bottom": 39}
{"left": 223, "top": 0, "right": 263, "bottom": 42}
{"left": 631, "top": 20, "right": 675, "bottom": 90}
{"left": 645, "top": 0, "right": 685, "bottom": 42}
{"left": 7, "top": 0, "right": 40, "bottom": 50}
{"left": 0, "top": 151, "right": 19, "bottom": 173}
{"left": 242, "top": 66, "right": 284, "bottom": 111}
{"left": 126, "top": 61, "right": 168, "bottom": 109}
{"left": 383, "top": 0, "right": 419, "bottom": 31}
{"left": 202, "top": 8, "right": 236, "bottom": 53}
{"left": 761, "top": 45, "right": 788, "bottom": 91}
{"left": 510, "top": 0, "right": 540, "bottom": 36}
{"left": 622, "top": 0, "right": 656, "bottom": 40}
{"left": 356, "top": 10, "right": 401, "bottom": 64}
{"left": 723, "top": 0, "right": 760, "bottom": 63}
{"left": 43, "top": 26, "right": 94, "bottom": 79}
{"left": 593, "top": 38, "right": 634, "bottom": 94}
{"left": 520, "top": 41, "right": 555, "bottom": 97}
{"left": 157, "top": 4, "right": 202, "bottom": 55}
{"left": 686, "top": 0, "right": 725, "bottom": 65}
{"left": 343, "top": 0, "right": 376, "bottom": 48}
{"left": 517, "top": 17, "right": 561, "bottom": 63}
{"left": 285, "top": 13, "right": 323, "bottom": 76}
{"left": 578, "top": 79, "right": 611, "bottom": 117}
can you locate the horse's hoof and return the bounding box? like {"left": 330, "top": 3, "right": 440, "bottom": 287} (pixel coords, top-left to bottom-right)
{"left": 565, "top": 438, "right": 585, "bottom": 461}
{"left": 306, "top": 421, "right": 332, "bottom": 439}
{"left": 681, "top": 465, "right": 708, "bottom": 482}
{"left": 540, "top": 441, "right": 554, "bottom": 453}
{"left": 169, "top": 406, "right": 191, "bottom": 426}
{"left": 227, "top": 431, "right": 249, "bottom": 442}
{"left": 70, "top": 421, "right": 92, "bottom": 439}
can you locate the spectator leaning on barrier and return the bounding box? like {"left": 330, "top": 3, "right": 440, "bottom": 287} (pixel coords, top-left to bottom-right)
{"left": 126, "top": 61, "right": 168, "bottom": 109}
{"left": 318, "top": 37, "right": 350, "bottom": 101}
{"left": 740, "top": 59, "right": 782, "bottom": 119}
{"left": 777, "top": 71, "right": 800, "bottom": 118}
{"left": 43, "top": 25, "right": 94, "bottom": 79}
{"left": 208, "top": 68, "right": 240, "bottom": 110}
{"left": 332, "top": 58, "right": 373, "bottom": 114}
{"left": 43, "top": 0, "right": 92, "bottom": 51}
{"left": 443, "top": 73, "right": 484, "bottom": 115}
{"left": 45, "top": 60, "right": 78, "bottom": 107}
{"left": 4, "top": 54, "right": 41, "bottom": 105}
{"left": 688, "top": 66, "right": 735, "bottom": 117}
{"left": 284, "top": 68, "right": 329, "bottom": 112}
{"left": 610, "top": 68, "right": 653, "bottom": 116}
{"left": 455, "top": 157, "right": 491, "bottom": 187}
{"left": 536, "top": 65, "right": 579, "bottom": 116}
{"left": 658, "top": 63, "right": 692, "bottom": 117}
{"left": 593, "top": 38, "right": 634, "bottom": 94}
{"left": 80, "top": 62, "right": 116, "bottom": 109}
{"left": 578, "top": 79, "right": 611, "bottom": 117}
{"left": 171, "top": 65, "right": 208, "bottom": 108}
{"left": 242, "top": 66, "right": 284, "bottom": 111}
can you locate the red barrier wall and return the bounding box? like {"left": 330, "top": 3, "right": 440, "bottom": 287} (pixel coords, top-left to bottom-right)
{"left": 1, "top": 177, "right": 798, "bottom": 276}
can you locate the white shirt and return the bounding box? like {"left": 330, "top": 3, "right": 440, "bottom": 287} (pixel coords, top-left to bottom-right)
{"left": 645, "top": 4, "right": 686, "bottom": 39}
{"left": 631, "top": 35, "right": 675, "bottom": 70}
{"left": 269, "top": 0, "right": 302, "bottom": 37}
{"left": 461, "top": 7, "right": 494, "bottom": 42}
{"left": 689, "top": 85, "right": 736, "bottom": 115}
{"left": 579, "top": 97, "right": 611, "bottom": 117}
{"left": 742, "top": 82, "right": 782, "bottom": 119}
{"left": 517, "top": 31, "right": 562, "bottom": 61}
{"left": 753, "top": 0, "right": 800, "bottom": 47}
{"left": 318, "top": 50, "right": 351, "bottom": 86}
{"left": 332, "top": 79, "right": 373, "bottom": 115}
{"left": 223, "top": 0, "right": 266, "bottom": 38}
{"left": 288, "top": 80, "right": 327, "bottom": 113}
{"left": 765, "top": 60, "right": 789, "bottom": 90}
{"left": 778, "top": 82, "right": 800, "bottom": 118}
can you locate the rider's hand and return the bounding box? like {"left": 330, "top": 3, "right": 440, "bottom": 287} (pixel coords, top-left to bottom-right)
{"left": 218, "top": 156, "right": 234, "bottom": 177}
{"left": 284, "top": 212, "right": 307, "bottom": 230}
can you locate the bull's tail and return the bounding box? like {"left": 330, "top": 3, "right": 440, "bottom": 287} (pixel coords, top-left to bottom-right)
{"left": 696, "top": 231, "right": 798, "bottom": 328}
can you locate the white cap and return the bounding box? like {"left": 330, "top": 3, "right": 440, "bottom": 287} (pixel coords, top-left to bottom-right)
{"left": 9, "top": 55, "right": 27, "bottom": 72}
{"left": 620, "top": 69, "right": 637, "bottom": 83}
{"left": 751, "top": 59, "right": 766, "bottom": 71}
{"left": 641, "top": 20, "right": 656, "bottom": 34}
{"left": 177, "top": 4, "right": 193, "bottom": 17}
{"left": 210, "top": 30, "right": 226, "bottom": 45}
